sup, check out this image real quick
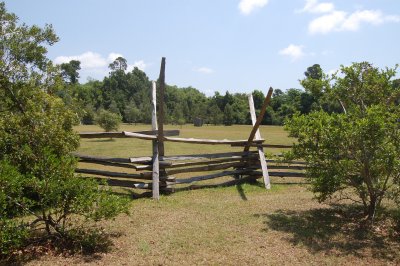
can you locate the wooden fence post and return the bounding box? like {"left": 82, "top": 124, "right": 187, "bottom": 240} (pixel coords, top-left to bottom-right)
{"left": 151, "top": 81, "right": 160, "bottom": 200}
{"left": 157, "top": 57, "right": 172, "bottom": 191}
{"left": 157, "top": 57, "right": 166, "bottom": 157}
{"left": 246, "top": 89, "right": 273, "bottom": 189}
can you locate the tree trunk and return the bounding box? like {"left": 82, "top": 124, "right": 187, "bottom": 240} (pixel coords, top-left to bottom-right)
{"left": 367, "top": 195, "right": 378, "bottom": 223}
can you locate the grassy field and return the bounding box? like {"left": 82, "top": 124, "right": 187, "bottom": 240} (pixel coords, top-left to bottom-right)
{"left": 26, "top": 124, "right": 400, "bottom": 265}
{"left": 76, "top": 123, "right": 294, "bottom": 157}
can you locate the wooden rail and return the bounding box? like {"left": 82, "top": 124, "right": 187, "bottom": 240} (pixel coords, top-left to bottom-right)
{"left": 79, "top": 130, "right": 180, "bottom": 139}
{"left": 231, "top": 143, "right": 293, "bottom": 148}
{"left": 123, "top": 132, "right": 265, "bottom": 146}
{"left": 75, "top": 168, "right": 152, "bottom": 179}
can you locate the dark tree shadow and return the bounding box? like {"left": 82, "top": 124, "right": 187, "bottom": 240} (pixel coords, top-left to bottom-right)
{"left": 235, "top": 183, "right": 248, "bottom": 201}
{"left": 256, "top": 207, "right": 400, "bottom": 261}
{"left": 1, "top": 230, "right": 122, "bottom": 265}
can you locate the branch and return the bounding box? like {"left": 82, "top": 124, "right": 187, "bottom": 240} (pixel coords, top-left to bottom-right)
{"left": 6, "top": 195, "right": 42, "bottom": 222}
{"left": 2, "top": 81, "right": 26, "bottom": 114}
{"left": 386, "top": 91, "right": 400, "bottom": 105}
{"left": 338, "top": 99, "right": 347, "bottom": 114}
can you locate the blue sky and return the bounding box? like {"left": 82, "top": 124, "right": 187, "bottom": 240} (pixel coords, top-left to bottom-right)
{"left": 4, "top": 0, "right": 400, "bottom": 95}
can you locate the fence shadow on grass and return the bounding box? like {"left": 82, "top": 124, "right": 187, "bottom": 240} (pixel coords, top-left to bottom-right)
{"left": 107, "top": 178, "right": 265, "bottom": 201}
{"left": 235, "top": 183, "right": 248, "bottom": 201}
{"left": 256, "top": 207, "right": 400, "bottom": 261}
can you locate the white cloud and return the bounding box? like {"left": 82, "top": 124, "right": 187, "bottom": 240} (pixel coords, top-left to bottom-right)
{"left": 54, "top": 51, "right": 149, "bottom": 80}
{"left": 300, "top": 0, "right": 400, "bottom": 35}
{"left": 238, "top": 0, "right": 269, "bottom": 15}
{"left": 309, "top": 9, "right": 400, "bottom": 34}
{"left": 279, "top": 44, "right": 305, "bottom": 61}
{"left": 297, "top": 0, "right": 334, "bottom": 14}
{"left": 54, "top": 51, "right": 108, "bottom": 69}
{"left": 195, "top": 67, "right": 214, "bottom": 74}
{"left": 340, "top": 10, "right": 400, "bottom": 31}
{"left": 309, "top": 11, "right": 347, "bottom": 34}
{"left": 54, "top": 52, "right": 130, "bottom": 69}
{"left": 107, "top": 52, "right": 124, "bottom": 62}
{"left": 127, "top": 60, "right": 148, "bottom": 72}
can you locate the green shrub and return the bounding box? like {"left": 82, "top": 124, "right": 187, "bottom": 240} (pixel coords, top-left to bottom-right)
{"left": 95, "top": 109, "right": 122, "bottom": 132}
{"left": 0, "top": 161, "right": 30, "bottom": 256}
{"left": 285, "top": 62, "right": 400, "bottom": 223}
{"left": 0, "top": 219, "right": 29, "bottom": 257}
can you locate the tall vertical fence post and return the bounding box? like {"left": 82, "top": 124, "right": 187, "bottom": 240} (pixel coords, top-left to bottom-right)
{"left": 151, "top": 81, "right": 160, "bottom": 200}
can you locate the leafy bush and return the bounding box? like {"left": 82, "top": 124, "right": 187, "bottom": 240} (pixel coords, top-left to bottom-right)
{"left": 95, "top": 109, "right": 122, "bottom": 132}
{"left": 0, "top": 161, "right": 30, "bottom": 256}
{"left": 26, "top": 150, "right": 129, "bottom": 235}
{"left": 285, "top": 62, "right": 400, "bottom": 223}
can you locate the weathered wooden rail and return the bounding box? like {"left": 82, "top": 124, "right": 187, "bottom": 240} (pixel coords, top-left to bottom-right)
{"left": 75, "top": 57, "right": 306, "bottom": 199}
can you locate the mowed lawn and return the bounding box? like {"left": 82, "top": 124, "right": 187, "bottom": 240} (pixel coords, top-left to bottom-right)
{"left": 28, "top": 124, "right": 400, "bottom": 265}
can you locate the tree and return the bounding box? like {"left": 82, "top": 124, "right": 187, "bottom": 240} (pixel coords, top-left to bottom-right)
{"left": 109, "top": 56, "right": 127, "bottom": 72}
{"left": 124, "top": 101, "right": 141, "bottom": 124}
{"left": 60, "top": 60, "right": 81, "bottom": 84}
{"left": 109, "top": 99, "right": 121, "bottom": 115}
{"left": 0, "top": 4, "right": 59, "bottom": 112}
{"left": 252, "top": 90, "right": 265, "bottom": 110}
{"left": 81, "top": 103, "right": 96, "bottom": 125}
{"left": 285, "top": 62, "right": 400, "bottom": 223}
{"left": 300, "top": 64, "right": 342, "bottom": 113}
{"left": 223, "top": 103, "right": 234, "bottom": 126}
{"left": 95, "top": 109, "right": 122, "bottom": 132}
{"left": 172, "top": 105, "right": 185, "bottom": 126}
{"left": 304, "top": 64, "right": 323, "bottom": 80}
{"left": 0, "top": 3, "right": 128, "bottom": 256}
{"left": 208, "top": 103, "right": 223, "bottom": 125}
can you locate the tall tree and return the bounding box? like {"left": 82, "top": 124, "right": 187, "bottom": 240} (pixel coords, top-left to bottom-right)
{"left": 252, "top": 90, "right": 265, "bottom": 109}
{"left": 223, "top": 103, "right": 234, "bottom": 126}
{"left": 208, "top": 103, "right": 223, "bottom": 125}
{"left": 304, "top": 64, "right": 323, "bottom": 80}
{"left": 109, "top": 56, "right": 128, "bottom": 72}
{"left": 0, "top": 3, "right": 59, "bottom": 112}
{"left": 60, "top": 60, "right": 81, "bottom": 84}
{"left": 301, "top": 64, "right": 341, "bottom": 113}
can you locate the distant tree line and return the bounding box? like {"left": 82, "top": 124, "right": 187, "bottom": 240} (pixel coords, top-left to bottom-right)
{"left": 58, "top": 59, "right": 342, "bottom": 126}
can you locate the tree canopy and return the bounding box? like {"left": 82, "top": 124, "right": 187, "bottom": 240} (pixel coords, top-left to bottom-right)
{"left": 61, "top": 60, "right": 81, "bottom": 84}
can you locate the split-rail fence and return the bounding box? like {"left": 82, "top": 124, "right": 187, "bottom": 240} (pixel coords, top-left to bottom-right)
{"left": 74, "top": 58, "right": 306, "bottom": 199}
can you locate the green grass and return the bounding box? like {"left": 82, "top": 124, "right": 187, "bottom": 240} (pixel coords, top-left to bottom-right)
{"left": 76, "top": 124, "right": 294, "bottom": 157}
{"left": 23, "top": 124, "right": 400, "bottom": 265}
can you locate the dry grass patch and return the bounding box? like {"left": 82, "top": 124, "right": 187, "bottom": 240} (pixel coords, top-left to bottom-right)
{"left": 26, "top": 182, "right": 400, "bottom": 265}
